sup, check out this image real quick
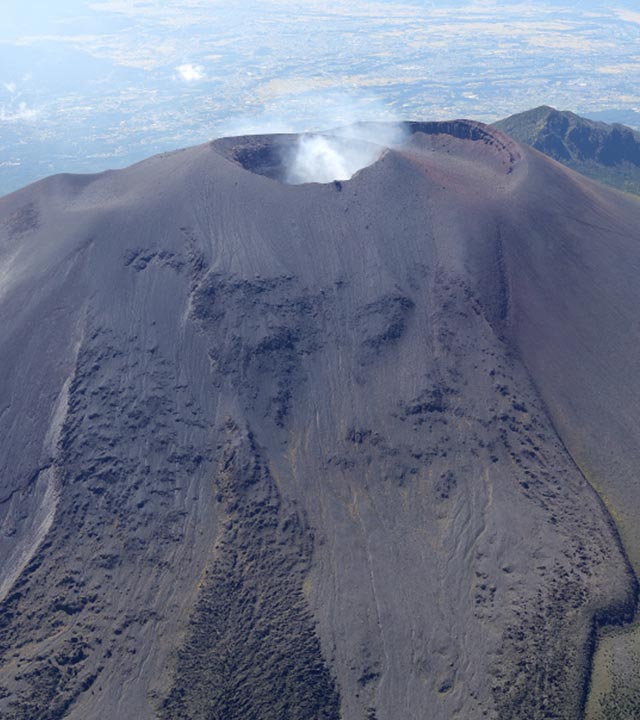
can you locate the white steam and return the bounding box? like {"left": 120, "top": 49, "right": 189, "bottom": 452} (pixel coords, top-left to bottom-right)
{"left": 286, "top": 135, "right": 355, "bottom": 184}
{"left": 285, "top": 122, "right": 407, "bottom": 185}
{"left": 214, "top": 90, "right": 406, "bottom": 184}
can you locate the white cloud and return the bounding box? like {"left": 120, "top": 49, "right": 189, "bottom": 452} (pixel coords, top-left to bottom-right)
{"left": 0, "top": 102, "right": 39, "bottom": 122}
{"left": 3, "top": 82, "right": 17, "bottom": 94}
{"left": 176, "top": 63, "right": 205, "bottom": 82}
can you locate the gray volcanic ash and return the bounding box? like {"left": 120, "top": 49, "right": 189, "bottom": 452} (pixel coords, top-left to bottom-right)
{"left": 0, "top": 120, "right": 638, "bottom": 720}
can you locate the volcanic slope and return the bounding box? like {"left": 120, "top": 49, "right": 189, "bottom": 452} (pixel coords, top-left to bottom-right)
{"left": 0, "top": 121, "right": 638, "bottom": 720}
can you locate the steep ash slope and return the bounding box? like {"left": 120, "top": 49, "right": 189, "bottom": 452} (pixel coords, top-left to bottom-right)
{"left": 498, "top": 146, "right": 640, "bottom": 718}
{"left": 0, "top": 122, "right": 637, "bottom": 720}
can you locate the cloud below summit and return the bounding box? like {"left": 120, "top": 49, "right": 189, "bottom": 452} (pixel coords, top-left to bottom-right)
{"left": 176, "top": 63, "right": 205, "bottom": 83}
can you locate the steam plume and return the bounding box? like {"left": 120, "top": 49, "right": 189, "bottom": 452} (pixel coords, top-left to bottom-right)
{"left": 285, "top": 122, "right": 407, "bottom": 184}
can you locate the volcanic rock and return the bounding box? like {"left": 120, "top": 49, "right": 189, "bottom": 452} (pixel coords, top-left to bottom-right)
{"left": 0, "top": 120, "right": 638, "bottom": 720}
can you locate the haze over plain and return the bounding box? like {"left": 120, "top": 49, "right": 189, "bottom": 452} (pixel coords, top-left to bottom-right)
{"left": 2, "top": 0, "right": 640, "bottom": 195}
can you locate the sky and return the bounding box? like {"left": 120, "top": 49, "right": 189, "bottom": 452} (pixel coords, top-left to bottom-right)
{"left": 1, "top": 0, "right": 640, "bottom": 194}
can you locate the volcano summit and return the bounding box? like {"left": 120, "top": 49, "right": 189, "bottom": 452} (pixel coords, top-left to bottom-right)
{"left": 0, "top": 120, "right": 638, "bottom": 720}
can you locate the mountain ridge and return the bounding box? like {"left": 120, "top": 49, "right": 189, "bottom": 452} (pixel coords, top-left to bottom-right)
{"left": 493, "top": 105, "right": 640, "bottom": 194}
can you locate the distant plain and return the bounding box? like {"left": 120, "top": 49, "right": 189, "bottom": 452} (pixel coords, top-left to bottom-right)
{"left": 2, "top": 0, "right": 640, "bottom": 195}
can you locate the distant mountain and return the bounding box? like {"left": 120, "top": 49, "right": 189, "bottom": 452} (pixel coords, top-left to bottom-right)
{"left": 493, "top": 105, "right": 640, "bottom": 194}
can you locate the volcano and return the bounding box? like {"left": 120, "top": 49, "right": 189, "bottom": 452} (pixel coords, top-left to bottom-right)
{"left": 0, "top": 120, "right": 638, "bottom": 720}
